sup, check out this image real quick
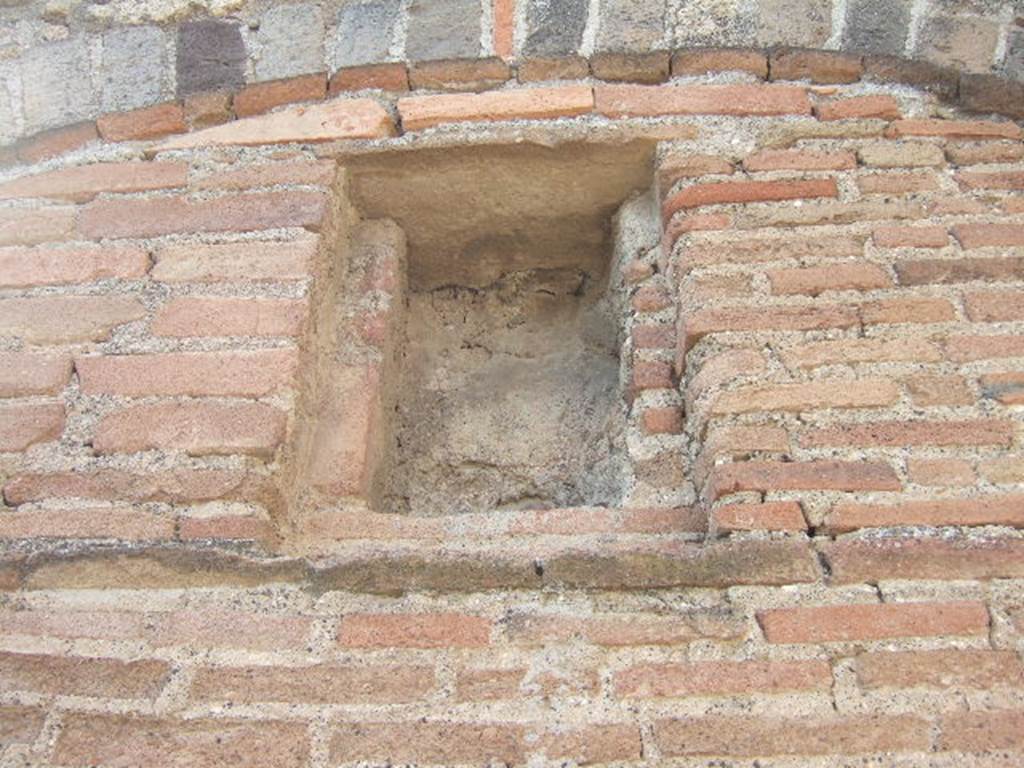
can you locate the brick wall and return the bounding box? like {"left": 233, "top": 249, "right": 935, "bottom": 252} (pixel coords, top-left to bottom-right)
{"left": 0, "top": 57, "right": 1021, "bottom": 765}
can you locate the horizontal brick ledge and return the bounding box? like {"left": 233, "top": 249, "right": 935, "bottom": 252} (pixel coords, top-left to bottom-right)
{"left": 398, "top": 86, "right": 594, "bottom": 131}
{"left": 596, "top": 83, "right": 812, "bottom": 118}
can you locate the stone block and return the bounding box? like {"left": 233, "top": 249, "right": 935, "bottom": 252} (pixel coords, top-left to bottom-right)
{"left": 672, "top": 0, "right": 755, "bottom": 47}
{"left": 332, "top": 0, "right": 401, "bottom": 68}
{"left": 959, "top": 73, "right": 1024, "bottom": 120}
{"left": 596, "top": 0, "right": 666, "bottom": 51}
{"left": 843, "top": 0, "right": 909, "bottom": 55}
{"left": 254, "top": 3, "right": 325, "bottom": 81}
{"left": 406, "top": 0, "right": 481, "bottom": 61}
{"left": 917, "top": 14, "right": 1000, "bottom": 72}
{"left": 20, "top": 38, "right": 93, "bottom": 131}
{"left": 100, "top": 25, "right": 165, "bottom": 112}
{"left": 757, "top": 0, "right": 831, "bottom": 47}
{"left": 523, "top": 0, "right": 589, "bottom": 56}
{"left": 1004, "top": 24, "right": 1024, "bottom": 80}
{"left": 176, "top": 19, "right": 246, "bottom": 97}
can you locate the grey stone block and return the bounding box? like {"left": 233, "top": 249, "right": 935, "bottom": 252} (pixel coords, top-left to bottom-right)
{"left": 596, "top": 0, "right": 667, "bottom": 51}
{"left": 176, "top": 19, "right": 246, "bottom": 97}
{"left": 100, "top": 25, "right": 165, "bottom": 112}
{"left": 757, "top": 0, "right": 831, "bottom": 47}
{"left": 405, "top": 0, "right": 481, "bottom": 61}
{"left": 0, "top": 79, "right": 17, "bottom": 144}
{"left": 843, "top": 0, "right": 910, "bottom": 55}
{"left": 254, "top": 3, "right": 325, "bottom": 81}
{"left": 332, "top": 0, "right": 401, "bottom": 68}
{"left": 672, "top": 0, "right": 756, "bottom": 47}
{"left": 523, "top": 0, "right": 589, "bottom": 56}
{"left": 917, "top": 14, "right": 1000, "bottom": 72}
{"left": 1004, "top": 25, "right": 1024, "bottom": 80}
{"left": 19, "top": 37, "right": 93, "bottom": 132}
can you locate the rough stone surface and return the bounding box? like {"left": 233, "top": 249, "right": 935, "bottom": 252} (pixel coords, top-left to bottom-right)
{"left": 253, "top": 3, "right": 325, "bottom": 81}
{"left": 331, "top": 0, "right": 402, "bottom": 68}
{"left": 523, "top": 0, "right": 589, "bottom": 56}
{"left": 176, "top": 19, "right": 246, "bottom": 97}
{"left": 19, "top": 38, "right": 93, "bottom": 131}
{"left": 843, "top": 0, "right": 910, "bottom": 55}
{"left": 917, "top": 14, "right": 1000, "bottom": 72}
{"left": 757, "top": 0, "right": 831, "bottom": 47}
{"left": 672, "top": 0, "right": 754, "bottom": 46}
{"left": 596, "top": 0, "right": 666, "bottom": 51}
{"left": 100, "top": 25, "right": 166, "bottom": 112}
{"left": 405, "top": 0, "right": 481, "bottom": 61}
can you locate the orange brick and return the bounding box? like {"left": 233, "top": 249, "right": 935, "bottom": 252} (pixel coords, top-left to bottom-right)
{"left": 0, "top": 206, "right": 76, "bottom": 247}
{"left": 822, "top": 536, "right": 1024, "bottom": 582}
{"left": 55, "top": 714, "right": 309, "bottom": 768}
{"left": 825, "top": 494, "right": 1024, "bottom": 533}
{"left": 683, "top": 304, "right": 859, "bottom": 350}
{"left": 338, "top": 613, "right": 491, "bottom": 648}
{"left": 945, "top": 334, "right": 1024, "bottom": 362}
{"left": 0, "top": 508, "right": 174, "bottom": 540}
{"left": 330, "top": 722, "right": 523, "bottom": 765}
{"left": 758, "top": 601, "right": 988, "bottom": 643}
{"left": 493, "top": 0, "right": 514, "bottom": 58}
{"left": 886, "top": 119, "right": 1022, "bottom": 140}
{"left": 857, "top": 171, "right": 938, "bottom": 194}
{"left": 873, "top": 225, "right": 948, "bottom": 248}
{"left": 671, "top": 49, "right": 768, "bottom": 78}
{"left": 952, "top": 223, "right": 1024, "bottom": 249}
{"left": 815, "top": 94, "right": 900, "bottom": 121}
{"left": 712, "top": 378, "right": 900, "bottom": 415}
{"left": 0, "top": 244, "right": 149, "bottom": 287}
{"left": 408, "top": 57, "right": 510, "bottom": 91}
{"left": 79, "top": 191, "right": 328, "bottom": 239}
{"left": 192, "top": 161, "right": 335, "bottom": 191}
{"left": 0, "top": 296, "right": 145, "bottom": 343}
{"left": 329, "top": 63, "right": 409, "bottom": 94}
{"left": 768, "top": 263, "right": 891, "bottom": 295}
{"left": 615, "top": 659, "right": 830, "bottom": 698}
{"left": 0, "top": 161, "right": 187, "bottom": 203}
{"left": 190, "top": 663, "right": 435, "bottom": 705}
{"left": 709, "top": 460, "right": 900, "bottom": 499}
{"left": 0, "top": 651, "right": 170, "bottom": 698}
{"left": 743, "top": 149, "right": 856, "bottom": 171}
{"left": 398, "top": 85, "right": 593, "bottom": 131}
{"left": 152, "top": 297, "right": 307, "bottom": 338}
{"left": 939, "top": 710, "right": 1024, "bottom": 752}
{"left": 860, "top": 296, "right": 955, "bottom": 325}
{"left": 641, "top": 406, "right": 683, "bottom": 434}
{"left": 779, "top": 337, "right": 942, "bottom": 368}
{"left": 0, "top": 353, "right": 71, "bottom": 397}
{"left": 632, "top": 360, "right": 674, "bottom": 391}
{"left": 946, "top": 141, "right": 1024, "bottom": 165}
{"left": 659, "top": 153, "right": 734, "bottom": 192}
{"left": 713, "top": 501, "right": 807, "bottom": 533}
{"left": 15, "top": 122, "right": 97, "bottom": 164}
{"left": 800, "top": 419, "right": 1012, "bottom": 448}
{"left": 77, "top": 350, "right": 297, "bottom": 398}
{"left": 233, "top": 73, "right": 327, "bottom": 117}
{"left": 93, "top": 402, "right": 286, "bottom": 458}
{"left": 151, "top": 239, "right": 315, "bottom": 282}
{"left": 655, "top": 714, "right": 930, "bottom": 757}
{"left": 664, "top": 178, "right": 837, "bottom": 217}
{"left": 0, "top": 402, "right": 64, "bottom": 452}
{"left": 965, "top": 290, "right": 1024, "bottom": 322}
{"left": 97, "top": 102, "right": 186, "bottom": 141}
{"left": 982, "top": 372, "right": 1024, "bottom": 404}
{"left": 907, "top": 458, "right": 976, "bottom": 486}
{"left": 150, "top": 609, "right": 311, "bottom": 650}
{"left": 595, "top": 83, "right": 811, "bottom": 118}
{"left": 897, "top": 256, "right": 1024, "bottom": 285}
{"left": 856, "top": 649, "right": 1024, "bottom": 689}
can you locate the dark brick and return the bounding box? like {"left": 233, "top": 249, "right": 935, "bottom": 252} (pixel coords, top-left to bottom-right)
{"left": 517, "top": 56, "right": 590, "bottom": 81}
{"left": 769, "top": 48, "right": 863, "bottom": 83}
{"left": 960, "top": 73, "right": 1024, "bottom": 120}
{"left": 862, "top": 55, "right": 959, "bottom": 100}
{"left": 590, "top": 51, "right": 670, "bottom": 83}
{"left": 176, "top": 20, "right": 246, "bottom": 97}
{"left": 523, "top": 0, "right": 589, "bottom": 56}
{"left": 332, "top": 0, "right": 401, "bottom": 68}
{"left": 406, "top": 0, "right": 481, "bottom": 61}
{"left": 843, "top": 0, "right": 910, "bottom": 55}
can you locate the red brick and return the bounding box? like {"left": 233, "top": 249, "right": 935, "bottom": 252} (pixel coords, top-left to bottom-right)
{"left": 0, "top": 296, "right": 145, "bottom": 343}
{"left": 659, "top": 154, "right": 734, "bottom": 196}
{"left": 0, "top": 353, "right": 71, "bottom": 397}
{"left": 712, "top": 378, "right": 900, "bottom": 414}
{"left": 590, "top": 51, "right": 670, "bottom": 83}
{"left": 655, "top": 714, "right": 931, "bottom": 757}
{"left": 686, "top": 347, "right": 767, "bottom": 392}
{"left": 939, "top": 710, "right": 1024, "bottom": 752}
{"left": 823, "top": 535, "right": 1024, "bottom": 582}
{"left": 886, "top": 119, "right": 1022, "bottom": 140}
{"left": 945, "top": 334, "right": 1024, "bottom": 362}
{"left": 769, "top": 48, "right": 862, "bottom": 83}
{"left": 493, "top": 0, "right": 514, "bottom": 58}
{"left": 516, "top": 56, "right": 590, "bottom": 82}
{"left": 779, "top": 337, "right": 942, "bottom": 368}
{"left": 0, "top": 206, "right": 76, "bottom": 246}
{"left": 952, "top": 223, "right": 1024, "bottom": 249}
{"left": 152, "top": 297, "right": 307, "bottom": 337}
{"left": 856, "top": 649, "right": 1024, "bottom": 690}
{"left": 708, "top": 460, "right": 900, "bottom": 500}
{"left": 897, "top": 256, "right": 1024, "bottom": 285}
{"left": 455, "top": 667, "right": 524, "bottom": 700}
{"left": 768, "top": 263, "right": 891, "bottom": 295}
{"left": 15, "top": 122, "right": 97, "bottom": 164}
{"left": 632, "top": 324, "right": 674, "bottom": 348}
{"left": 857, "top": 171, "right": 938, "bottom": 194}
{"left": 0, "top": 402, "right": 64, "bottom": 452}
{"left": 233, "top": 73, "right": 327, "bottom": 117}
{"left": 55, "top": 714, "right": 309, "bottom": 768}
{"left": 0, "top": 507, "right": 174, "bottom": 540}
{"left": 714, "top": 501, "right": 807, "bottom": 533}
{"left": 183, "top": 89, "right": 233, "bottom": 129}
{"left": 615, "top": 659, "right": 829, "bottom": 698}
{"left": 539, "top": 724, "right": 642, "bottom": 764}
{"left": 192, "top": 161, "right": 335, "bottom": 191}
{"left": 77, "top": 350, "right": 297, "bottom": 398}
{"left": 800, "top": 419, "right": 1013, "bottom": 448}
{"left": 743, "top": 149, "right": 856, "bottom": 171}
{"left": 825, "top": 494, "right": 1024, "bottom": 533}
{"left": 664, "top": 178, "right": 837, "bottom": 217}
{"left": 596, "top": 83, "right": 811, "bottom": 118}
{"left": 632, "top": 286, "right": 672, "bottom": 312}
{"left": 758, "top": 601, "right": 989, "bottom": 643}
{"left": 632, "top": 360, "right": 674, "bottom": 391}
{"left": 78, "top": 191, "right": 328, "bottom": 239}
{"left": 338, "top": 612, "right": 491, "bottom": 648}
{"left": 398, "top": 85, "right": 593, "bottom": 131}
{"left": 329, "top": 63, "right": 410, "bottom": 93}
{"left": 873, "top": 224, "right": 948, "bottom": 248}
{"left": 965, "top": 290, "right": 1024, "bottom": 322}
{"left": 151, "top": 239, "right": 315, "bottom": 282}
{"left": 505, "top": 609, "right": 743, "bottom": 646}
{"left": 860, "top": 296, "right": 955, "bottom": 324}
{"left": 93, "top": 402, "right": 286, "bottom": 458}
{"left": 641, "top": 406, "right": 683, "bottom": 434}
{"left": 815, "top": 94, "right": 900, "bottom": 121}
{"left": 957, "top": 169, "right": 1024, "bottom": 191}
{"left": 408, "top": 57, "right": 510, "bottom": 91}
{"left": 946, "top": 141, "right": 1024, "bottom": 165}
{"left": 330, "top": 722, "right": 523, "bottom": 765}
{"left": 683, "top": 304, "right": 859, "bottom": 350}
{"left": 0, "top": 244, "right": 149, "bottom": 287}
{"left": 177, "top": 511, "right": 275, "bottom": 543}
{"left": 671, "top": 48, "right": 768, "bottom": 78}
{"left": 907, "top": 458, "right": 976, "bottom": 486}
{"left": 0, "top": 161, "right": 187, "bottom": 203}
{"left": 191, "top": 663, "right": 434, "bottom": 704}
{"left": 0, "top": 705, "right": 44, "bottom": 746}
{"left": 158, "top": 98, "right": 394, "bottom": 151}
{"left": 982, "top": 372, "right": 1024, "bottom": 404}
{"left": 97, "top": 102, "right": 187, "bottom": 141}
{"left": 0, "top": 651, "right": 170, "bottom": 698}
